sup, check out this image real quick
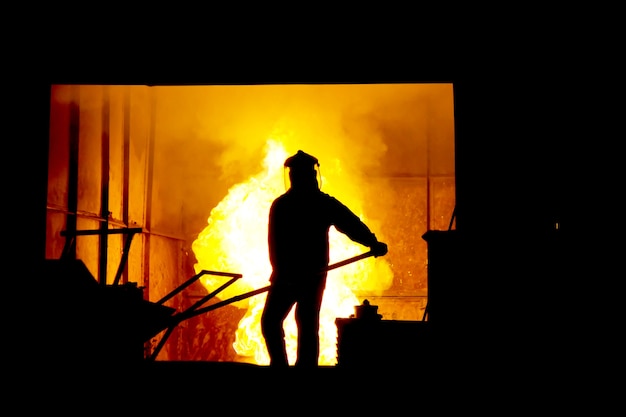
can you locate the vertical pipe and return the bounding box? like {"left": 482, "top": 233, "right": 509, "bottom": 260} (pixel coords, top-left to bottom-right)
{"left": 99, "top": 86, "right": 111, "bottom": 285}
{"left": 122, "top": 87, "right": 131, "bottom": 285}
{"left": 143, "top": 87, "right": 157, "bottom": 359}
{"left": 424, "top": 108, "right": 431, "bottom": 321}
{"left": 426, "top": 112, "right": 431, "bottom": 231}
{"left": 143, "top": 87, "right": 157, "bottom": 296}
{"left": 66, "top": 85, "right": 80, "bottom": 260}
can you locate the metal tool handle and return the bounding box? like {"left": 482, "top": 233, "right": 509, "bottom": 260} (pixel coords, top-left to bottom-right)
{"left": 325, "top": 250, "right": 375, "bottom": 272}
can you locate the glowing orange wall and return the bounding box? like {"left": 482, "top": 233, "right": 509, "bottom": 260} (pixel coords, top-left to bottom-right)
{"left": 46, "top": 84, "right": 455, "bottom": 363}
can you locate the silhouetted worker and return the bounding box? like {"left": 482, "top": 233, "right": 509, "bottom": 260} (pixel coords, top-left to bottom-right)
{"left": 261, "top": 150, "right": 388, "bottom": 368}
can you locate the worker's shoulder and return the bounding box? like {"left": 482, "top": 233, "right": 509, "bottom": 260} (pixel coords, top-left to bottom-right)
{"left": 320, "top": 192, "right": 350, "bottom": 209}
{"left": 319, "top": 191, "right": 339, "bottom": 201}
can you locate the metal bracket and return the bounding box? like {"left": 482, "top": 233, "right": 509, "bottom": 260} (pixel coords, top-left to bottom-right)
{"left": 60, "top": 227, "right": 143, "bottom": 285}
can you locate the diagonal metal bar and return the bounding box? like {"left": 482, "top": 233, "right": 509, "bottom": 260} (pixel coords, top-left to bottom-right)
{"left": 156, "top": 270, "right": 243, "bottom": 306}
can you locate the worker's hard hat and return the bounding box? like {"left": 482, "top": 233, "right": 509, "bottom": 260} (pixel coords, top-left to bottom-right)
{"left": 284, "top": 150, "right": 319, "bottom": 171}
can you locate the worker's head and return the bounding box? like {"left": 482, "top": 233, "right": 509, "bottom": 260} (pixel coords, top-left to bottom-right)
{"left": 284, "top": 150, "right": 320, "bottom": 191}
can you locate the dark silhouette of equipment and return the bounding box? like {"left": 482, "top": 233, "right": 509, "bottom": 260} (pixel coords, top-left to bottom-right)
{"left": 36, "top": 225, "right": 379, "bottom": 365}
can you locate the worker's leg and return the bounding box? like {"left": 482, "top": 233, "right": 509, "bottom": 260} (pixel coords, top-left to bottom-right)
{"left": 294, "top": 278, "right": 326, "bottom": 368}
{"left": 261, "top": 284, "right": 296, "bottom": 368}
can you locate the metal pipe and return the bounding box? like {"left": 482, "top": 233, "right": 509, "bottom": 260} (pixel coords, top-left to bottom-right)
{"left": 174, "top": 285, "right": 271, "bottom": 323}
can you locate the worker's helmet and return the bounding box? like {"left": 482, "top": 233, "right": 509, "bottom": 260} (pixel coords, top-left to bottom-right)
{"left": 284, "top": 150, "right": 321, "bottom": 190}
{"left": 284, "top": 150, "right": 319, "bottom": 171}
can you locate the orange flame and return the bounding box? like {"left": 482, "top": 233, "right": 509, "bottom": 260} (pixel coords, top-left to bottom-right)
{"left": 192, "top": 138, "right": 392, "bottom": 366}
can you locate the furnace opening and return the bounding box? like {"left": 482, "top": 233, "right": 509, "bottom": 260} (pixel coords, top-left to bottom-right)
{"left": 46, "top": 83, "right": 456, "bottom": 365}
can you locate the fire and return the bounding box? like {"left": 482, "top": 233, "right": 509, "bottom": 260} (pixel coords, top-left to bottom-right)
{"left": 192, "top": 138, "right": 393, "bottom": 366}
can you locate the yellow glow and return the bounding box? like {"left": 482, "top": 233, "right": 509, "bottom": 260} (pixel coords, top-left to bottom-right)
{"left": 191, "top": 138, "right": 393, "bottom": 366}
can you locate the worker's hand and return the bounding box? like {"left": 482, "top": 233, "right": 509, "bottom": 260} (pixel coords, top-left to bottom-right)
{"left": 370, "top": 241, "right": 388, "bottom": 257}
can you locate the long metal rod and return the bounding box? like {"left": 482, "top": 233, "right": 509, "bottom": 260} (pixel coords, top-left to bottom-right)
{"left": 61, "top": 227, "right": 143, "bottom": 236}
{"left": 148, "top": 325, "right": 176, "bottom": 361}
{"left": 149, "top": 250, "right": 375, "bottom": 360}
{"left": 187, "top": 276, "right": 241, "bottom": 312}
{"left": 99, "top": 88, "right": 111, "bottom": 286}
{"left": 326, "top": 250, "right": 373, "bottom": 271}
{"left": 174, "top": 285, "right": 271, "bottom": 323}
{"left": 171, "top": 251, "right": 375, "bottom": 325}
